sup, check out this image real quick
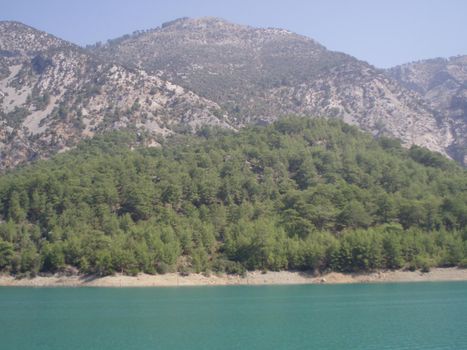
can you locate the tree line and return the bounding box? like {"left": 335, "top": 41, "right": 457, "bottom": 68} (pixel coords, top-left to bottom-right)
{"left": 0, "top": 118, "right": 465, "bottom": 276}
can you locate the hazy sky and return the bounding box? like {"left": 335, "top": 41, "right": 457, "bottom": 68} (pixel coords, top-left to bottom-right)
{"left": 2, "top": 0, "right": 466, "bottom": 68}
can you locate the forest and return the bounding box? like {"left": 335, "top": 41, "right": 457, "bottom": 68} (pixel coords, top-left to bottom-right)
{"left": 0, "top": 118, "right": 465, "bottom": 276}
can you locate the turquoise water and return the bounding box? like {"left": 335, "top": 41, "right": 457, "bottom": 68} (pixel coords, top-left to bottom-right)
{"left": 1, "top": 282, "right": 466, "bottom": 350}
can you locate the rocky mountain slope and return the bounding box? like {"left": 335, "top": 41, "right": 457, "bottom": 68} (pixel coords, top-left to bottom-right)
{"left": 91, "top": 17, "right": 456, "bottom": 159}
{"left": 1, "top": 18, "right": 465, "bottom": 168}
{"left": 388, "top": 56, "right": 467, "bottom": 164}
{"left": 0, "top": 21, "right": 229, "bottom": 168}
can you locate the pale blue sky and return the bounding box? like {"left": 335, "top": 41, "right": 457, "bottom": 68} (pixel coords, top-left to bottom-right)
{"left": 1, "top": 0, "right": 466, "bottom": 68}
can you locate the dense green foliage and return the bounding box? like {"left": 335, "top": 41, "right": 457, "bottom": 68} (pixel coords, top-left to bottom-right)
{"left": 0, "top": 118, "right": 466, "bottom": 276}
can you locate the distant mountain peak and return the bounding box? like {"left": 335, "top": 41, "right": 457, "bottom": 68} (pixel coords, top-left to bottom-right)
{"left": 0, "top": 20, "right": 75, "bottom": 53}
{"left": 90, "top": 17, "right": 455, "bottom": 159}
{"left": 0, "top": 21, "right": 231, "bottom": 169}
{"left": 1, "top": 18, "right": 466, "bottom": 167}
{"left": 161, "top": 16, "right": 233, "bottom": 29}
{"left": 0, "top": 20, "right": 32, "bottom": 30}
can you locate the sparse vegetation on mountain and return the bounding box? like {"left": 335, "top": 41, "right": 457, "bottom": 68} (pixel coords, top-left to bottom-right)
{"left": 0, "top": 21, "right": 229, "bottom": 169}
{"left": 388, "top": 55, "right": 467, "bottom": 165}
{"left": 1, "top": 18, "right": 465, "bottom": 170}
{"left": 91, "top": 17, "right": 459, "bottom": 159}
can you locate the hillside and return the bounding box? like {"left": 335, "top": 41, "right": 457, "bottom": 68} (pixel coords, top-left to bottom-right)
{"left": 1, "top": 18, "right": 465, "bottom": 168}
{"left": 0, "top": 21, "right": 230, "bottom": 169}
{"left": 92, "top": 17, "right": 455, "bottom": 158}
{"left": 0, "top": 119, "right": 465, "bottom": 276}
{"left": 388, "top": 55, "right": 467, "bottom": 165}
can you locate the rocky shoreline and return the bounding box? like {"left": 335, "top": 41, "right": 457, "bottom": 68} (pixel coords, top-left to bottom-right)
{"left": 1, "top": 268, "right": 466, "bottom": 287}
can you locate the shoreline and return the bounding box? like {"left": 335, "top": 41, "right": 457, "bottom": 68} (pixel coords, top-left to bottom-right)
{"left": 0, "top": 268, "right": 466, "bottom": 287}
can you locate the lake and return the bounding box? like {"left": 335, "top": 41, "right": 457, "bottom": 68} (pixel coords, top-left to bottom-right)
{"left": 1, "top": 282, "right": 466, "bottom": 349}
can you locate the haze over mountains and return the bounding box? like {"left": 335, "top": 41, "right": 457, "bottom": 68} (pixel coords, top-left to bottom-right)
{"left": 0, "top": 17, "right": 465, "bottom": 168}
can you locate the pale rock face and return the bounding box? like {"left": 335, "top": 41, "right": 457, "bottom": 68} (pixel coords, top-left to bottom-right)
{"left": 1, "top": 18, "right": 465, "bottom": 168}
{"left": 388, "top": 56, "right": 467, "bottom": 165}
{"left": 92, "top": 17, "right": 461, "bottom": 162}
{"left": 0, "top": 21, "right": 230, "bottom": 168}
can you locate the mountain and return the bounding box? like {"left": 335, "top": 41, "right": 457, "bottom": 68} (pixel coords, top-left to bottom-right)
{"left": 1, "top": 18, "right": 465, "bottom": 169}
{"left": 0, "top": 21, "right": 229, "bottom": 169}
{"left": 91, "top": 17, "right": 455, "bottom": 159}
{"left": 388, "top": 56, "right": 467, "bottom": 165}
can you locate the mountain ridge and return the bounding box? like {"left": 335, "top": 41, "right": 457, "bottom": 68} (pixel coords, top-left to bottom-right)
{"left": 90, "top": 17, "right": 458, "bottom": 160}
{"left": 0, "top": 20, "right": 231, "bottom": 168}
{"left": 0, "top": 18, "right": 465, "bottom": 167}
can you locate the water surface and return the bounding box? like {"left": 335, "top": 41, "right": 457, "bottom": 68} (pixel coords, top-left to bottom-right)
{"left": 1, "top": 282, "right": 466, "bottom": 349}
